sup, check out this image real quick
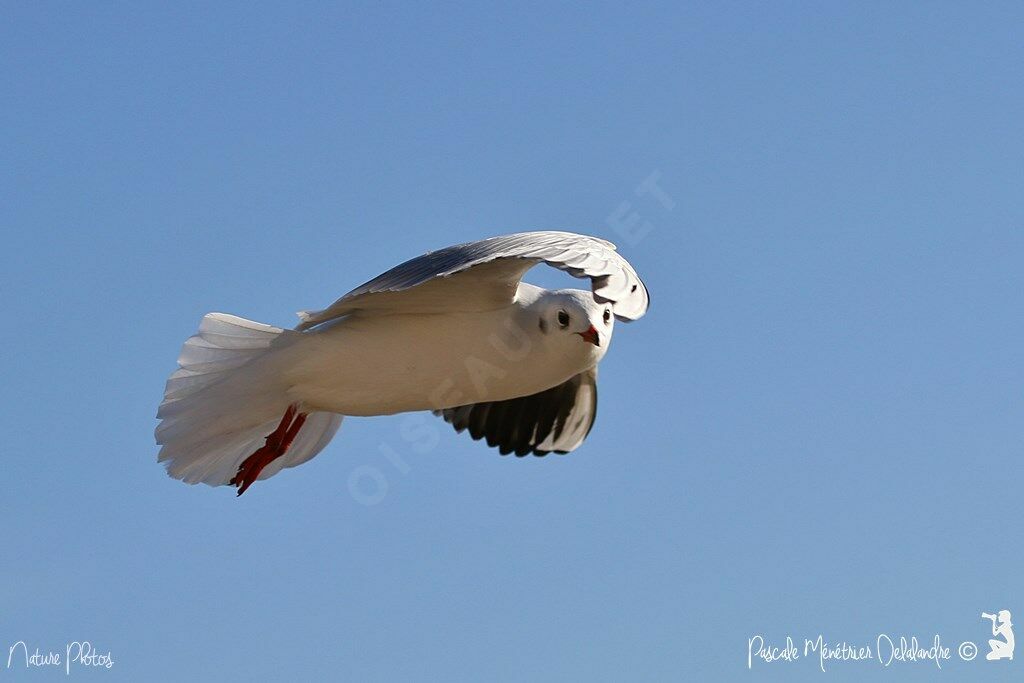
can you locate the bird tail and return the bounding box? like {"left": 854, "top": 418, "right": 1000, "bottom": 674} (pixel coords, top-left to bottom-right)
{"left": 155, "top": 313, "right": 342, "bottom": 486}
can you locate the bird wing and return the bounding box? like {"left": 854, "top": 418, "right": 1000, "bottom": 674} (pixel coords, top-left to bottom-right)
{"left": 295, "top": 231, "right": 649, "bottom": 330}
{"left": 433, "top": 368, "right": 598, "bottom": 456}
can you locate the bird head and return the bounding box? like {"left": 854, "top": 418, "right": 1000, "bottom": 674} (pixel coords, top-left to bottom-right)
{"left": 533, "top": 289, "right": 613, "bottom": 362}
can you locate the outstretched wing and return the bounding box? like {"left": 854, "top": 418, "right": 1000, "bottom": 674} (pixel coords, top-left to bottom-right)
{"left": 433, "top": 369, "right": 598, "bottom": 456}
{"left": 295, "top": 231, "right": 649, "bottom": 330}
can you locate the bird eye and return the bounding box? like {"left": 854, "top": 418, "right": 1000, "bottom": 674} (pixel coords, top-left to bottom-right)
{"left": 603, "top": 309, "right": 611, "bottom": 324}
{"left": 557, "top": 310, "right": 570, "bottom": 327}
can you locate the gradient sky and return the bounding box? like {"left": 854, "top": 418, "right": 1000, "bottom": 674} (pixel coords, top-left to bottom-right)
{"left": 2, "top": 3, "right": 1023, "bottom": 681}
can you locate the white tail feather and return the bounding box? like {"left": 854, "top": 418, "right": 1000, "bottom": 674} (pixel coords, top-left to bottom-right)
{"left": 155, "top": 313, "right": 343, "bottom": 486}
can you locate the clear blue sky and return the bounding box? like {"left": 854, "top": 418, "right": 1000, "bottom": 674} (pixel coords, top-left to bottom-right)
{"left": 2, "top": 3, "right": 1022, "bottom": 681}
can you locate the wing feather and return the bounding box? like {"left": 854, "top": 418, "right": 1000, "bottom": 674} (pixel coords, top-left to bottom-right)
{"left": 295, "top": 231, "right": 648, "bottom": 330}
{"left": 434, "top": 368, "right": 599, "bottom": 457}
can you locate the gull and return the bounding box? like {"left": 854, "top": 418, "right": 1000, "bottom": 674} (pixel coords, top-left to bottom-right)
{"left": 155, "top": 231, "right": 649, "bottom": 495}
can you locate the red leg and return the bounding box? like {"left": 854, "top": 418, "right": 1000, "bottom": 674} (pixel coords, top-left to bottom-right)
{"left": 230, "top": 404, "right": 307, "bottom": 496}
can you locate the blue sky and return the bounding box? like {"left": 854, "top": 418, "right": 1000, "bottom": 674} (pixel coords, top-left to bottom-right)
{"left": 2, "top": 2, "right": 1023, "bottom": 681}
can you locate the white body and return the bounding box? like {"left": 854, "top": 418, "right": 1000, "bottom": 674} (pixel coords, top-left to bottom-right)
{"left": 285, "top": 286, "right": 604, "bottom": 416}
{"left": 156, "top": 284, "right": 610, "bottom": 486}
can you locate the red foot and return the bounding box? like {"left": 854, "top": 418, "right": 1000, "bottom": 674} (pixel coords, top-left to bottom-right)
{"left": 230, "top": 404, "right": 307, "bottom": 496}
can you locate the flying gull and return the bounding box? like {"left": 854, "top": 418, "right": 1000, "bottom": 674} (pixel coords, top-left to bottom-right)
{"left": 155, "top": 231, "right": 649, "bottom": 495}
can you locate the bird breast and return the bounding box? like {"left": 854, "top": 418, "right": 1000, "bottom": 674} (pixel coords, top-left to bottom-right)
{"left": 281, "top": 306, "right": 592, "bottom": 416}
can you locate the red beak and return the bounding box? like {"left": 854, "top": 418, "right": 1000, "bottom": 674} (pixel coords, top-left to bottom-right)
{"left": 577, "top": 325, "right": 600, "bottom": 346}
